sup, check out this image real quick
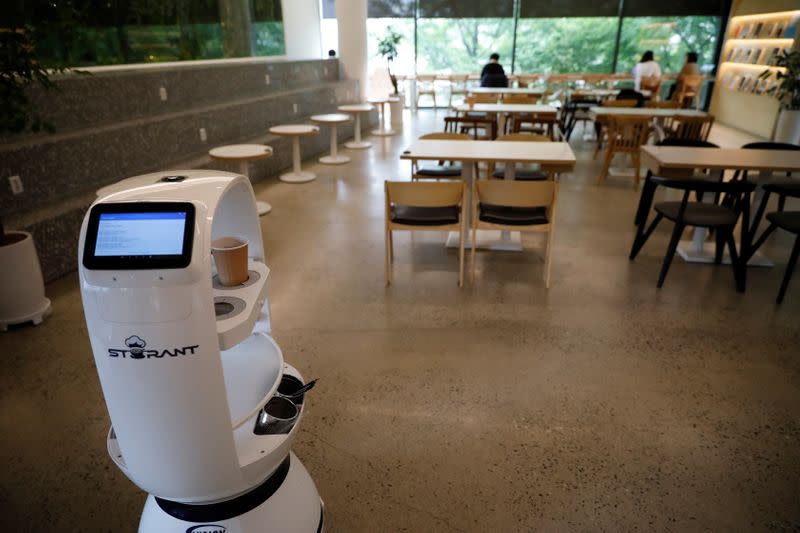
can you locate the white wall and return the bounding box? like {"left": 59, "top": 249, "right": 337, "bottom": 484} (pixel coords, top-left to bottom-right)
{"left": 280, "top": 0, "right": 323, "bottom": 59}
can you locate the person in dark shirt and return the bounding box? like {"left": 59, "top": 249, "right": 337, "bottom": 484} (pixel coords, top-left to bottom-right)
{"left": 480, "top": 53, "right": 508, "bottom": 88}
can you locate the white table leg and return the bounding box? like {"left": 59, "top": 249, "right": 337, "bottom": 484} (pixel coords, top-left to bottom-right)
{"left": 372, "top": 103, "right": 397, "bottom": 136}
{"left": 238, "top": 160, "right": 271, "bottom": 215}
{"left": 319, "top": 125, "right": 350, "bottom": 164}
{"left": 280, "top": 136, "right": 316, "bottom": 183}
{"left": 346, "top": 113, "right": 372, "bottom": 149}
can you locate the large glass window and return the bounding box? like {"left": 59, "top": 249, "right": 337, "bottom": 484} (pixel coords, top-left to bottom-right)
{"left": 6, "top": 0, "right": 285, "bottom": 68}
{"left": 514, "top": 18, "right": 618, "bottom": 74}
{"left": 416, "top": 18, "right": 514, "bottom": 74}
{"left": 365, "top": 0, "right": 725, "bottom": 80}
{"left": 617, "top": 16, "right": 722, "bottom": 74}
{"left": 367, "top": 19, "right": 415, "bottom": 97}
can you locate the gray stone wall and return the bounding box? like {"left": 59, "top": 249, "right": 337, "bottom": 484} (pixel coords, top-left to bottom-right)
{"left": 0, "top": 58, "right": 373, "bottom": 281}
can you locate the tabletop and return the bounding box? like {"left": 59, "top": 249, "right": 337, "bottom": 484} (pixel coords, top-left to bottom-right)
{"left": 574, "top": 88, "right": 652, "bottom": 98}
{"left": 338, "top": 104, "right": 374, "bottom": 113}
{"left": 589, "top": 107, "right": 707, "bottom": 118}
{"left": 310, "top": 113, "right": 352, "bottom": 124}
{"left": 208, "top": 144, "right": 273, "bottom": 160}
{"left": 641, "top": 146, "right": 800, "bottom": 174}
{"left": 269, "top": 125, "right": 319, "bottom": 136}
{"left": 400, "top": 140, "right": 576, "bottom": 167}
{"left": 468, "top": 87, "right": 547, "bottom": 95}
{"left": 454, "top": 103, "right": 558, "bottom": 115}
{"left": 368, "top": 98, "right": 389, "bottom": 104}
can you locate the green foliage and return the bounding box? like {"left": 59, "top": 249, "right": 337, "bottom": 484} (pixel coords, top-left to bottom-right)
{"left": 616, "top": 16, "right": 720, "bottom": 74}
{"left": 0, "top": 27, "right": 80, "bottom": 134}
{"left": 377, "top": 27, "right": 403, "bottom": 93}
{"left": 417, "top": 18, "right": 514, "bottom": 73}
{"left": 760, "top": 50, "right": 800, "bottom": 110}
{"left": 515, "top": 18, "right": 617, "bottom": 73}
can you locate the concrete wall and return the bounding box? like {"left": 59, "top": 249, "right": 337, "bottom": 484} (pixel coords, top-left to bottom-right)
{"left": 0, "top": 58, "right": 370, "bottom": 281}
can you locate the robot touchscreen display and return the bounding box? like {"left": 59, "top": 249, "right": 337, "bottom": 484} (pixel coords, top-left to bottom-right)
{"left": 82, "top": 201, "right": 195, "bottom": 270}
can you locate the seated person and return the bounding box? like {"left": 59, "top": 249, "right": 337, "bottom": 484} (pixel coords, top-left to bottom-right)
{"left": 480, "top": 53, "right": 508, "bottom": 88}
{"left": 668, "top": 52, "right": 700, "bottom": 100}
{"left": 632, "top": 51, "right": 661, "bottom": 92}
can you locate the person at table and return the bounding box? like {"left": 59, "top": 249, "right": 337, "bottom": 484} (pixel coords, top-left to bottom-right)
{"left": 667, "top": 51, "right": 700, "bottom": 100}
{"left": 632, "top": 51, "right": 661, "bottom": 92}
{"left": 480, "top": 53, "right": 508, "bottom": 88}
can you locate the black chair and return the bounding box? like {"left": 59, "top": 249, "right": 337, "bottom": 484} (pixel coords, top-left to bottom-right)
{"left": 563, "top": 94, "right": 600, "bottom": 141}
{"left": 629, "top": 177, "right": 755, "bottom": 290}
{"left": 766, "top": 211, "right": 800, "bottom": 303}
{"left": 633, "top": 139, "right": 720, "bottom": 228}
{"left": 616, "top": 88, "right": 646, "bottom": 108}
{"left": 733, "top": 142, "right": 800, "bottom": 261}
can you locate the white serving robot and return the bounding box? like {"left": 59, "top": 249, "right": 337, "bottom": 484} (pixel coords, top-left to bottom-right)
{"left": 79, "top": 170, "right": 323, "bottom": 532}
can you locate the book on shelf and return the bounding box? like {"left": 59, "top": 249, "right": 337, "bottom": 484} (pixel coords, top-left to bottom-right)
{"left": 785, "top": 19, "right": 797, "bottom": 38}
{"left": 753, "top": 22, "right": 763, "bottom": 38}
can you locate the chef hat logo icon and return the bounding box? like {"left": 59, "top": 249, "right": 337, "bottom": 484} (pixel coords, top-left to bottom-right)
{"left": 125, "top": 336, "right": 147, "bottom": 358}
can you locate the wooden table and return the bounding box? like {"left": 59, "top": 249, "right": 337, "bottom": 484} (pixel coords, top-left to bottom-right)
{"left": 208, "top": 144, "right": 274, "bottom": 215}
{"left": 368, "top": 97, "right": 396, "bottom": 136}
{"left": 638, "top": 146, "right": 800, "bottom": 265}
{"left": 311, "top": 113, "right": 352, "bottom": 165}
{"left": 573, "top": 88, "right": 652, "bottom": 99}
{"left": 454, "top": 103, "right": 559, "bottom": 136}
{"left": 268, "top": 125, "right": 320, "bottom": 183}
{"left": 468, "top": 87, "right": 547, "bottom": 98}
{"left": 589, "top": 107, "right": 705, "bottom": 119}
{"left": 400, "top": 140, "right": 576, "bottom": 250}
{"left": 338, "top": 104, "right": 374, "bottom": 149}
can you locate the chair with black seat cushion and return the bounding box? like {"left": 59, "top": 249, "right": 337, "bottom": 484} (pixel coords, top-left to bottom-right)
{"left": 734, "top": 142, "right": 800, "bottom": 261}
{"left": 385, "top": 180, "right": 466, "bottom": 286}
{"left": 563, "top": 93, "right": 600, "bottom": 141}
{"left": 632, "top": 139, "right": 720, "bottom": 229}
{"left": 629, "top": 177, "right": 755, "bottom": 290}
{"left": 616, "top": 89, "right": 646, "bottom": 107}
{"left": 412, "top": 133, "right": 471, "bottom": 181}
{"left": 471, "top": 180, "right": 558, "bottom": 287}
{"left": 766, "top": 211, "right": 800, "bottom": 303}
{"left": 489, "top": 134, "right": 552, "bottom": 181}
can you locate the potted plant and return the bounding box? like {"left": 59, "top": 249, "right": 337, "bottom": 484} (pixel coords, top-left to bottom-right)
{"left": 377, "top": 27, "right": 404, "bottom": 126}
{"left": 761, "top": 50, "right": 800, "bottom": 144}
{"left": 0, "top": 217, "right": 51, "bottom": 331}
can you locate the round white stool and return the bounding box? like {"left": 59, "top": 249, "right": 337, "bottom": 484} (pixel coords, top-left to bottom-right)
{"left": 269, "top": 125, "right": 320, "bottom": 183}
{"left": 368, "top": 97, "right": 396, "bottom": 136}
{"left": 208, "top": 144, "right": 274, "bottom": 215}
{"left": 338, "top": 104, "right": 374, "bottom": 149}
{"left": 310, "top": 113, "right": 352, "bottom": 164}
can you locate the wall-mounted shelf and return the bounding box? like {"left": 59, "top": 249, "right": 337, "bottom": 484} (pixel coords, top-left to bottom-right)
{"left": 718, "top": 10, "right": 799, "bottom": 97}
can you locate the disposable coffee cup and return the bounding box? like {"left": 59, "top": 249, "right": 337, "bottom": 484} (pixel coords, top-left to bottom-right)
{"left": 211, "top": 237, "right": 249, "bottom": 286}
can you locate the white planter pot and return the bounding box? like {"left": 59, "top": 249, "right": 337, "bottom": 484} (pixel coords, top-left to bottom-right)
{"left": 0, "top": 231, "right": 51, "bottom": 331}
{"left": 773, "top": 109, "right": 800, "bottom": 145}
{"left": 389, "top": 93, "right": 405, "bottom": 127}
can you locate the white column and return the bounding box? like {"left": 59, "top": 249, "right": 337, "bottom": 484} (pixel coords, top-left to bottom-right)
{"left": 280, "top": 0, "right": 323, "bottom": 59}
{"left": 336, "top": 0, "right": 368, "bottom": 101}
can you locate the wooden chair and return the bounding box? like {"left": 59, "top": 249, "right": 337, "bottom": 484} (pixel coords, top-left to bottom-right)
{"left": 766, "top": 211, "right": 800, "bottom": 303}
{"left": 646, "top": 100, "right": 681, "bottom": 109}
{"left": 448, "top": 74, "right": 469, "bottom": 107}
{"left": 471, "top": 180, "right": 559, "bottom": 287}
{"left": 412, "top": 132, "right": 471, "bottom": 181}
{"left": 598, "top": 115, "right": 651, "bottom": 186}
{"left": 444, "top": 115, "right": 496, "bottom": 140}
{"left": 489, "top": 134, "right": 552, "bottom": 181}
{"left": 593, "top": 99, "right": 638, "bottom": 159}
{"left": 416, "top": 74, "right": 437, "bottom": 108}
{"left": 385, "top": 180, "right": 466, "bottom": 286}
{"left": 640, "top": 76, "right": 662, "bottom": 101}
{"left": 666, "top": 115, "right": 714, "bottom": 142}
{"left": 672, "top": 74, "right": 703, "bottom": 108}
{"left": 502, "top": 94, "right": 537, "bottom": 104}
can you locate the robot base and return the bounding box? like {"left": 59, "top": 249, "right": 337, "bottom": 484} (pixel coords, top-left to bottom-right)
{"left": 139, "top": 452, "right": 323, "bottom": 533}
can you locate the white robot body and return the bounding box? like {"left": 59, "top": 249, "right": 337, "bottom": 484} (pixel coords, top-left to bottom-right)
{"left": 79, "top": 171, "right": 322, "bottom": 531}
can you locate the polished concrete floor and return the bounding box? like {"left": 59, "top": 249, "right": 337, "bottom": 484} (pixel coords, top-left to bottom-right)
{"left": 2, "top": 110, "right": 799, "bottom": 532}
